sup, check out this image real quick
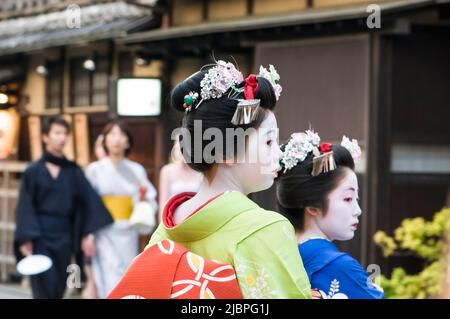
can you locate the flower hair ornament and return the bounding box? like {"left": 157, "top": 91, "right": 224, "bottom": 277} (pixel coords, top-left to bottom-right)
{"left": 258, "top": 65, "right": 282, "bottom": 101}
{"left": 340, "top": 135, "right": 362, "bottom": 163}
{"left": 182, "top": 59, "right": 282, "bottom": 125}
{"left": 280, "top": 130, "right": 361, "bottom": 176}
{"left": 182, "top": 91, "right": 199, "bottom": 112}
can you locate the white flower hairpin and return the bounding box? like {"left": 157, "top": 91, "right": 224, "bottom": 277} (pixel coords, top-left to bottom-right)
{"left": 341, "top": 136, "right": 362, "bottom": 164}
{"left": 258, "top": 65, "right": 282, "bottom": 101}
{"left": 281, "top": 130, "right": 321, "bottom": 173}
{"left": 200, "top": 60, "right": 244, "bottom": 101}
{"left": 281, "top": 130, "right": 361, "bottom": 175}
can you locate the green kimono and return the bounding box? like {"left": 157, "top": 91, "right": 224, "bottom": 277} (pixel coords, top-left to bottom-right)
{"left": 147, "top": 191, "right": 311, "bottom": 299}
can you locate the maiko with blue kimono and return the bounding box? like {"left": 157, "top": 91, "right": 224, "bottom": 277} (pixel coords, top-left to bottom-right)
{"left": 276, "top": 130, "right": 384, "bottom": 299}
{"left": 299, "top": 238, "right": 383, "bottom": 299}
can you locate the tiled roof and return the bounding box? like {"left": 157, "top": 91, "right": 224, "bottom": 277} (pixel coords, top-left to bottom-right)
{"left": 0, "top": 1, "right": 154, "bottom": 55}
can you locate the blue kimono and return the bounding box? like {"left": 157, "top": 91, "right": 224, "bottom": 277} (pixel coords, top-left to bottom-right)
{"left": 299, "top": 238, "right": 384, "bottom": 299}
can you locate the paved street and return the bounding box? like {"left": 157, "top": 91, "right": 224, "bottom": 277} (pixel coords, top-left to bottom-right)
{"left": 0, "top": 283, "right": 83, "bottom": 299}
{"left": 0, "top": 284, "right": 31, "bottom": 299}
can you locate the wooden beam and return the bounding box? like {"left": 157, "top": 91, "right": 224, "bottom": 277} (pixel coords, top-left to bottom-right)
{"left": 247, "top": 0, "right": 254, "bottom": 15}
{"left": 202, "top": 0, "right": 209, "bottom": 22}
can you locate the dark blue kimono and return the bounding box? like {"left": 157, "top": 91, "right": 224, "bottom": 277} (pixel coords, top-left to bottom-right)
{"left": 299, "top": 238, "right": 384, "bottom": 299}
{"left": 14, "top": 153, "right": 113, "bottom": 299}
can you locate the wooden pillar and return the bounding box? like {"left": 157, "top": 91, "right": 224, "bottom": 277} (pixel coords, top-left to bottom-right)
{"left": 366, "top": 33, "right": 393, "bottom": 268}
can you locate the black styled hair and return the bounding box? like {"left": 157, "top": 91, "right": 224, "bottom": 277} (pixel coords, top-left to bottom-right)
{"left": 41, "top": 116, "right": 71, "bottom": 135}
{"left": 171, "top": 68, "right": 277, "bottom": 173}
{"left": 276, "top": 144, "right": 355, "bottom": 230}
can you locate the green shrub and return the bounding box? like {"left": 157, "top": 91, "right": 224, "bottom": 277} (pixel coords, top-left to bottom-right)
{"left": 373, "top": 208, "right": 450, "bottom": 299}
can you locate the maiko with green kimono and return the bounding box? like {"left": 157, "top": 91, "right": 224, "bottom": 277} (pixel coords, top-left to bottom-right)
{"left": 148, "top": 190, "right": 311, "bottom": 298}
{"left": 108, "top": 60, "right": 311, "bottom": 299}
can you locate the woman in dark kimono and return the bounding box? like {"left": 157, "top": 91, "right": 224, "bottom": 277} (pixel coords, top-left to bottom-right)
{"left": 14, "top": 116, "right": 113, "bottom": 299}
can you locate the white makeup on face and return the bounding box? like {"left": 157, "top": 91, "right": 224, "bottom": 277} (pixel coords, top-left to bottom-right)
{"left": 173, "top": 112, "right": 280, "bottom": 223}
{"left": 316, "top": 169, "right": 362, "bottom": 241}
{"left": 233, "top": 111, "right": 281, "bottom": 194}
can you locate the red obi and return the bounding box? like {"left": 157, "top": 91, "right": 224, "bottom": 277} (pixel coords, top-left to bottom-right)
{"left": 107, "top": 239, "right": 243, "bottom": 299}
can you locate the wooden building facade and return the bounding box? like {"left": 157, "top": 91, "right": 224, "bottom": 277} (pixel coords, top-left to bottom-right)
{"left": 0, "top": 0, "right": 449, "bottom": 280}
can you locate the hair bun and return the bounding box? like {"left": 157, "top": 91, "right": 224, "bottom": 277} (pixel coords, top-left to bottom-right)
{"left": 171, "top": 71, "right": 206, "bottom": 112}
{"left": 254, "top": 77, "right": 276, "bottom": 110}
